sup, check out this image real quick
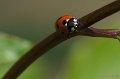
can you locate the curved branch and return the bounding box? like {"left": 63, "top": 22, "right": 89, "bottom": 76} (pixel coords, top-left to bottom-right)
{"left": 78, "top": 0, "right": 120, "bottom": 29}
{"left": 3, "top": 0, "right": 120, "bottom": 79}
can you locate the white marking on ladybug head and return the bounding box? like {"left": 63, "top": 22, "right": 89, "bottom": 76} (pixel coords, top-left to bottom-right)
{"left": 75, "top": 26, "right": 77, "bottom": 28}
{"left": 66, "top": 19, "right": 69, "bottom": 22}
{"left": 73, "top": 18, "right": 77, "bottom": 22}
{"left": 74, "top": 22, "right": 78, "bottom": 25}
{"left": 65, "top": 23, "right": 67, "bottom": 26}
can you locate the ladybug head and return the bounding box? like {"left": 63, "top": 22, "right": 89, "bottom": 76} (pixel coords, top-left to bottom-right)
{"left": 63, "top": 18, "right": 78, "bottom": 32}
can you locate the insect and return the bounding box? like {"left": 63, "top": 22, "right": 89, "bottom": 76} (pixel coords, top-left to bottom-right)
{"left": 55, "top": 15, "right": 78, "bottom": 35}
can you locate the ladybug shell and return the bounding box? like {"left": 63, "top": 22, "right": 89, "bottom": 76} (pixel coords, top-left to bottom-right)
{"left": 56, "top": 15, "right": 75, "bottom": 34}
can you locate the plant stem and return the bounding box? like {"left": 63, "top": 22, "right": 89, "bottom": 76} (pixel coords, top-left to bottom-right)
{"left": 78, "top": 0, "right": 120, "bottom": 29}
{"left": 79, "top": 27, "right": 120, "bottom": 39}
{"left": 3, "top": 32, "right": 66, "bottom": 79}
{"left": 3, "top": 1, "right": 120, "bottom": 79}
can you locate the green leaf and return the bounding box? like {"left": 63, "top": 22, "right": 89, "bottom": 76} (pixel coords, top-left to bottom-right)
{"left": 0, "top": 32, "right": 32, "bottom": 78}
{"left": 0, "top": 32, "right": 32, "bottom": 63}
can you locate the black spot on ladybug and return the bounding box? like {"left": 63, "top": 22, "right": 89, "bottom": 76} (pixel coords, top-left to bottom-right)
{"left": 62, "top": 20, "right": 67, "bottom": 25}
{"left": 70, "top": 18, "right": 74, "bottom": 21}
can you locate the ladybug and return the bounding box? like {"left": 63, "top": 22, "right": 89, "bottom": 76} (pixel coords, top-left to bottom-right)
{"left": 55, "top": 15, "right": 78, "bottom": 34}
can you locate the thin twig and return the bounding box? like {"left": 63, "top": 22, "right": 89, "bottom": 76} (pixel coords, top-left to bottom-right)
{"left": 78, "top": 27, "right": 120, "bottom": 39}
{"left": 3, "top": 1, "right": 120, "bottom": 79}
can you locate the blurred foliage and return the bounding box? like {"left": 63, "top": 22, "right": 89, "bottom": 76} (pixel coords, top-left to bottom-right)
{"left": 20, "top": 37, "right": 120, "bottom": 79}
{"left": 0, "top": 33, "right": 32, "bottom": 78}
{"left": 1, "top": 34, "right": 120, "bottom": 79}
{"left": 0, "top": 33, "right": 32, "bottom": 63}
{"left": 56, "top": 37, "right": 120, "bottom": 79}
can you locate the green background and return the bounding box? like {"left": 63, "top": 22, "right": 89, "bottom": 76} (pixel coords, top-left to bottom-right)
{"left": 0, "top": 0, "right": 120, "bottom": 79}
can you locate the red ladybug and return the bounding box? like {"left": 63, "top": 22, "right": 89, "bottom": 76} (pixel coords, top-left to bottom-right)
{"left": 55, "top": 15, "right": 78, "bottom": 34}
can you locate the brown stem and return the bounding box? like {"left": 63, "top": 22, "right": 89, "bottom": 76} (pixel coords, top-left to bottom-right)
{"left": 3, "top": 1, "right": 120, "bottom": 79}
{"left": 79, "top": 27, "right": 120, "bottom": 39}
{"left": 3, "top": 32, "right": 66, "bottom": 79}
{"left": 78, "top": 0, "right": 120, "bottom": 29}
